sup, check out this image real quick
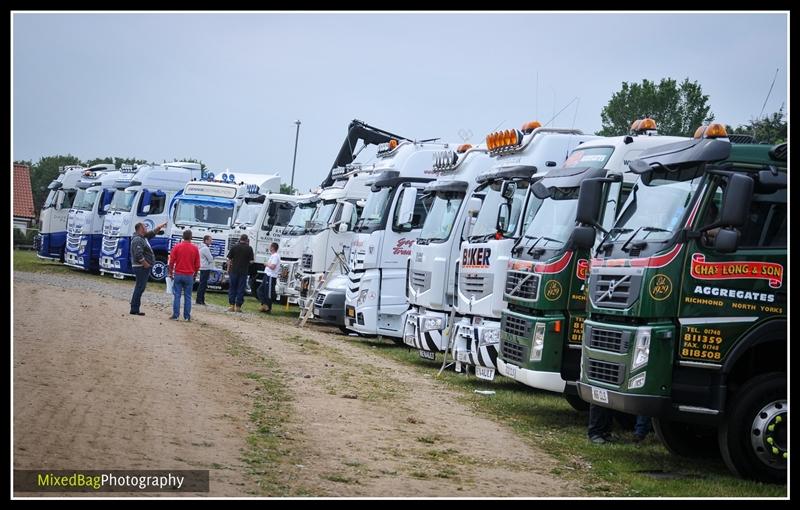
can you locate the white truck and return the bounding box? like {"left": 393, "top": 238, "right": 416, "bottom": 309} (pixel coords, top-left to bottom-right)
{"left": 168, "top": 174, "right": 279, "bottom": 291}
{"left": 451, "top": 125, "right": 600, "bottom": 380}
{"left": 341, "top": 140, "right": 476, "bottom": 339}
{"left": 401, "top": 143, "right": 495, "bottom": 356}
{"left": 63, "top": 165, "right": 123, "bottom": 271}
{"left": 277, "top": 194, "right": 320, "bottom": 303}
{"left": 34, "top": 165, "right": 86, "bottom": 261}
{"left": 99, "top": 162, "right": 203, "bottom": 281}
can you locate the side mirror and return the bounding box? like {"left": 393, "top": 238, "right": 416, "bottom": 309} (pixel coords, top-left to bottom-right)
{"left": 496, "top": 203, "right": 510, "bottom": 232}
{"left": 397, "top": 187, "right": 418, "bottom": 224}
{"left": 575, "top": 179, "right": 604, "bottom": 225}
{"left": 714, "top": 228, "right": 739, "bottom": 253}
{"left": 100, "top": 190, "right": 114, "bottom": 215}
{"left": 532, "top": 181, "right": 551, "bottom": 199}
{"left": 339, "top": 201, "right": 355, "bottom": 224}
{"left": 571, "top": 226, "right": 596, "bottom": 250}
{"left": 462, "top": 196, "right": 482, "bottom": 240}
{"left": 337, "top": 222, "right": 348, "bottom": 233}
{"left": 500, "top": 181, "right": 517, "bottom": 200}
{"left": 719, "top": 173, "right": 754, "bottom": 228}
{"left": 54, "top": 190, "right": 65, "bottom": 210}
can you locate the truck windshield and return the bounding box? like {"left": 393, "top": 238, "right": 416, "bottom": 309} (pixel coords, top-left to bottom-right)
{"left": 72, "top": 188, "right": 100, "bottom": 211}
{"left": 418, "top": 191, "right": 465, "bottom": 243}
{"left": 521, "top": 191, "right": 580, "bottom": 249}
{"left": 563, "top": 146, "right": 615, "bottom": 169}
{"left": 284, "top": 201, "right": 317, "bottom": 235}
{"left": 109, "top": 190, "right": 137, "bottom": 212}
{"left": 609, "top": 176, "right": 703, "bottom": 245}
{"left": 469, "top": 180, "right": 530, "bottom": 240}
{"left": 233, "top": 202, "right": 262, "bottom": 226}
{"left": 307, "top": 200, "right": 337, "bottom": 233}
{"left": 355, "top": 187, "right": 392, "bottom": 233}
{"left": 173, "top": 199, "right": 235, "bottom": 227}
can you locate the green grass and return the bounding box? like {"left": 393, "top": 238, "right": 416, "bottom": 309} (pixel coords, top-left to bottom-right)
{"left": 344, "top": 336, "right": 787, "bottom": 498}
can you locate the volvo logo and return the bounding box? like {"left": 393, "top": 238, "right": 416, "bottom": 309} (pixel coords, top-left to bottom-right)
{"left": 598, "top": 275, "right": 630, "bottom": 302}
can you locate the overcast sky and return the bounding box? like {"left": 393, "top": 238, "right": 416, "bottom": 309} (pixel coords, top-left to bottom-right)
{"left": 13, "top": 12, "right": 788, "bottom": 193}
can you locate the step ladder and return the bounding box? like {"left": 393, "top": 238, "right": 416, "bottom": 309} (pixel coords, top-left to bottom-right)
{"left": 296, "top": 248, "right": 348, "bottom": 327}
{"left": 437, "top": 307, "right": 464, "bottom": 376}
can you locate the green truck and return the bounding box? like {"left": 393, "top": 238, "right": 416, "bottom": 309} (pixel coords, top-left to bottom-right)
{"left": 576, "top": 127, "right": 787, "bottom": 482}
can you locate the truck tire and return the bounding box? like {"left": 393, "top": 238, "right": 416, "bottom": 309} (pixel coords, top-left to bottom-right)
{"left": 149, "top": 254, "right": 168, "bottom": 283}
{"left": 718, "top": 372, "right": 786, "bottom": 483}
{"left": 653, "top": 418, "right": 719, "bottom": 458}
{"left": 564, "top": 393, "right": 590, "bottom": 412}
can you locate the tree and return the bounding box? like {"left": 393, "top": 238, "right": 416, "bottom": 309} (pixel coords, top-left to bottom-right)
{"left": 598, "top": 78, "right": 714, "bottom": 137}
{"left": 164, "top": 157, "right": 205, "bottom": 170}
{"left": 727, "top": 107, "right": 787, "bottom": 145}
{"left": 26, "top": 154, "right": 83, "bottom": 213}
{"left": 280, "top": 183, "right": 297, "bottom": 195}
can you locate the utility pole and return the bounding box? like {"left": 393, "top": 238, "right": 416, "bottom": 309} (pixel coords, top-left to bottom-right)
{"left": 290, "top": 120, "right": 301, "bottom": 190}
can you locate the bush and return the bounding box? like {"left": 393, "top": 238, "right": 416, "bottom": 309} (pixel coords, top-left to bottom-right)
{"left": 13, "top": 228, "right": 38, "bottom": 248}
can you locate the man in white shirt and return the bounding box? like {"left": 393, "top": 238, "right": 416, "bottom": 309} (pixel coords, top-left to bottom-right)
{"left": 196, "top": 235, "right": 215, "bottom": 305}
{"left": 258, "top": 242, "right": 281, "bottom": 313}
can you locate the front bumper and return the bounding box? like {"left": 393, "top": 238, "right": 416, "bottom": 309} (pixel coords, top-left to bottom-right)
{"left": 497, "top": 358, "right": 566, "bottom": 393}
{"left": 576, "top": 382, "right": 671, "bottom": 415}
{"left": 312, "top": 289, "right": 346, "bottom": 326}
{"left": 402, "top": 308, "right": 449, "bottom": 352}
{"left": 451, "top": 318, "right": 500, "bottom": 370}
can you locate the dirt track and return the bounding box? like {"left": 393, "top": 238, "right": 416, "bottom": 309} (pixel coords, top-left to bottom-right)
{"left": 13, "top": 272, "right": 582, "bottom": 497}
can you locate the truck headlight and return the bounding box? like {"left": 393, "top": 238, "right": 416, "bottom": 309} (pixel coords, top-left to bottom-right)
{"left": 530, "top": 322, "right": 546, "bottom": 361}
{"left": 628, "top": 372, "right": 646, "bottom": 389}
{"left": 422, "top": 317, "right": 444, "bottom": 332}
{"left": 481, "top": 328, "right": 500, "bottom": 346}
{"left": 631, "top": 328, "right": 651, "bottom": 370}
{"left": 357, "top": 289, "right": 369, "bottom": 306}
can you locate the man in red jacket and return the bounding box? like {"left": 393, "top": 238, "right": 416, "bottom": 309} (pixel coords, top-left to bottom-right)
{"left": 168, "top": 229, "right": 201, "bottom": 321}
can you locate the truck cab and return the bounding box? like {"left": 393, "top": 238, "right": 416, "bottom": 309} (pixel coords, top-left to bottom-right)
{"left": 499, "top": 120, "right": 687, "bottom": 407}
{"left": 452, "top": 123, "right": 599, "bottom": 380}
{"left": 99, "top": 162, "right": 203, "bottom": 281}
{"left": 278, "top": 195, "right": 320, "bottom": 303}
{"left": 341, "top": 140, "right": 461, "bottom": 337}
{"left": 577, "top": 125, "right": 786, "bottom": 483}
{"left": 35, "top": 165, "right": 85, "bottom": 261}
{"left": 63, "top": 165, "right": 122, "bottom": 271}
{"left": 401, "top": 143, "right": 495, "bottom": 356}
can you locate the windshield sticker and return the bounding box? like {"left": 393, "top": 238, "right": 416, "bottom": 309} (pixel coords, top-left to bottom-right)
{"left": 592, "top": 243, "right": 682, "bottom": 269}
{"left": 509, "top": 251, "right": 573, "bottom": 274}
{"left": 690, "top": 253, "right": 784, "bottom": 289}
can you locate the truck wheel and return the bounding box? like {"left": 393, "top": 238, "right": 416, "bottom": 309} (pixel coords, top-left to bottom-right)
{"left": 718, "top": 372, "right": 786, "bottom": 483}
{"left": 149, "top": 255, "right": 168, "bottom": 282}
{"left": 653, "top": 418, "right": 719, "bottom": 458}
{"left": 564, "top": 393, "right": 589, "bottom": 412}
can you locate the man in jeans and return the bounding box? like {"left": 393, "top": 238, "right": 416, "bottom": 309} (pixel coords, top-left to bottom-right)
{"left": 258, "top": 242, "right": 281, "bottom": 313}
{"left": 196, "top": 235, "right": 214, "bottom": 305}
{"left": 226, "top": 234, "right": 254, "bottom": 312}
{"left": 129, "top": 220, "right": 168, "bottom": 316}
{"left": 168, "top": 229, "right": 201, "bottom": 321}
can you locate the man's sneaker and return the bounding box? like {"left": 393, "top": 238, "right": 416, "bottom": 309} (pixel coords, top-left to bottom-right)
{"left": 632, "top": 434, "right": 647, "bottom": 443}
{"left": 130, "top": 311, "right": 145, "bottom": 316}
{"left": 590, "top": 435, "right": 610, "bottom": 444}
{"left": 170, "top": 316, "right": 179, "bottom": 320}
{"left": 234, "top": 305, "right": 242, "bottom": 313}
{"left": 184, "top": 317, "right": 191, "bottom": 322}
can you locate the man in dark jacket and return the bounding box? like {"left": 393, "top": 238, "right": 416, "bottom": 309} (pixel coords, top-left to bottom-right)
{"left": 129, "top": 221, "right": 168, "bottom": 315}
{"left": 226, "top": 234, "right": 254, "bottom": 312}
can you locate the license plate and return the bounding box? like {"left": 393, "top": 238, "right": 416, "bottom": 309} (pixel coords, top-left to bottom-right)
{"left": 472, "top": 316, "right": 483, "bottom": 326}
{"left": 313, "top": 307, "right": 320, "bottom": 316}
{"left": 505, "top": 363, "right": 518, "bottom": 378}
{"left": 419, "top": 350, "right": 435, "bottom": 360}
{"left": 346, "top": 306, "right": 355, "bottom": 318}
{"left": 591, "top": 386, "right": 609, "bottom": 404}
{"left": 113, "top": 273, "right": 124, "bottom": 279}
{"left": 456, "top": 351, "right": 469, "bottom": 363}
{"left": 475, "top": 366, "right": 495, "bottom": 381}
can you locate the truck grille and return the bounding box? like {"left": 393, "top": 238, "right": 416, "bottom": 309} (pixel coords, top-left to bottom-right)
{"left": 170, "top": 235, "right": 225, "bottom": 257}
{"left": 102, "top": 236, "right": 118, "bottom": 255}
{"left": 459, "top": 273, "right": 493, "bottom": 300}
{"left": 500, "top": 340, "right": 526, "bottom": 365}
{"left": 410, "top": 270, "right": 431, "bottom": 293}
{"left": 103, "top": 223, "right": 121, "bottom": 236}
{"left": 590, "top": 272, "right": 642, "bottom": 309}
{"left": 504, "top": 270, "right": 540, "bottom": 300}
{"left": 502, "top": 314, "right": 530, "bottom": 339}
{"left": 302, "top": 254, "right": 313, "bottom": 271}
{"left": 586, "top": 359, "right": 624, "bottom": 385}
{"left": 587, "top": 325, "right": 631, "bottom": 354}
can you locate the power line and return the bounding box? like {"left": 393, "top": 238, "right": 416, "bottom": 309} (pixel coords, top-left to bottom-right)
{"left": 758, "top": 68, "right": 780, "bottom": 119}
